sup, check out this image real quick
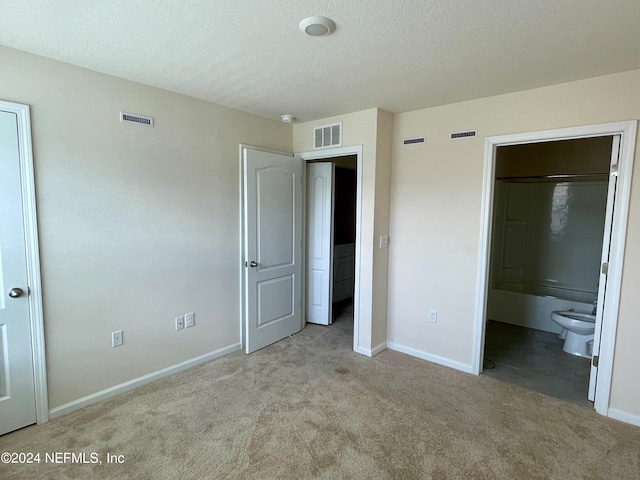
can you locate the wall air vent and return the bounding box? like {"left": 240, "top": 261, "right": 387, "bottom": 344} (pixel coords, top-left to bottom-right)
{"left": 403, "top": 137, "right": 425, "bottom": 146}
{"left": 120, "top": 112, "right": 154, "bottom": 127}
{"left": 313, "top": 122, "right": 342, "bottom": 149}
{"left": 450, "top": 129, "right": 477, "bottom": 139}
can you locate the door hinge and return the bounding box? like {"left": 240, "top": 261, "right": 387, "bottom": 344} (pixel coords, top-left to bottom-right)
{"left": 610, "top": 163, "right": 619, "bottom": 176}
{"left": 592, "top": 355, "right": 599, "bottom": 367}
{"left": 244, "top": 261, "right": 248, "bottom": 268}
{"left": 601, "top": 263, "right": 609, "bottom": 275}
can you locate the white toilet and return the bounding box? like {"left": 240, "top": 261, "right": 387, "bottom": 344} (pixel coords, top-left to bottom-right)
{"left": 550, "top": 311, "right": 596, "bottom": 358}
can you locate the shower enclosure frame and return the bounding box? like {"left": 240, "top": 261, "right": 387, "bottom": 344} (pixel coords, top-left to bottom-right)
{"left": 472, "top": 121, "right": 637, "bottom": 419}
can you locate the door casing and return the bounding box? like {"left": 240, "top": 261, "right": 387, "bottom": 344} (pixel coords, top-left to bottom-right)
{"left": 472, "top": 121, "right": 637, "bottom": 417}
{"left": 0, "top": 99, "right": 48, "bottom": 425}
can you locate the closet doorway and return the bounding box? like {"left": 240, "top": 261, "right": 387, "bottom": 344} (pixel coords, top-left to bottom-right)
{"left": 305, "top": 154, "right": 358, "bottom": 338}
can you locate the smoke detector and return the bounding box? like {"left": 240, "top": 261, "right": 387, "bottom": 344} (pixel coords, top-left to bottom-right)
{"left": 299, "top": 16, "right": 336, "bottom": 36}
{"left": 281, "top": 114, "right": 295, "bottom": 123}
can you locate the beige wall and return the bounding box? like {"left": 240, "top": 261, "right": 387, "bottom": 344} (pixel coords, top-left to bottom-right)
{"left": 496, "top": 136, "right": 613, "bottom": 178}
{"left": 0, "top": 46, "right": 292, "bottom": 408}
{"left": 387, "top": 69, "right": 640, "bottom": 417}
{"left": 293, "top": 109, "right": 392, "bottom": 352}
{"left": 372, "top": 110, "right": 393, "bottom": 347}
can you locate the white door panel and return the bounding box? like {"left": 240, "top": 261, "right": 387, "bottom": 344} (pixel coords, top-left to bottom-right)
{"left": 243, "top": 147, "right": 302, "bottom": 353}
{"left": 589, "top": 135, "right": 620, "bottom": 401}
{"left": 0, "top": 110, "right": 37, "bottom": 435}
{"left": 306, "top": 163, "right": 334, "bottom": 325}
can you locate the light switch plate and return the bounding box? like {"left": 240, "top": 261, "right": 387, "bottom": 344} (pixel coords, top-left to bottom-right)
{"left": 379, "top": 235, "right": 389, "bottom": 249}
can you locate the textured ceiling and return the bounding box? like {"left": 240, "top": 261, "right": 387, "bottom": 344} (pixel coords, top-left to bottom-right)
{"left": 1, "top": 0, "right": 640, "bottom": 122}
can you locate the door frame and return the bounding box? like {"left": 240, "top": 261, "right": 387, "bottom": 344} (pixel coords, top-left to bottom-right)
{"left": 0, "top": 100, "right": 48, "bottom": 424}
{"left": 472, "top": 121, "right": 637, "bottom": 416}
{"left": 298, "top": 146, "right": 363, "bottom": 353}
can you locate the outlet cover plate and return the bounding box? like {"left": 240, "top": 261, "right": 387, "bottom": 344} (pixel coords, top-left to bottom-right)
{"left": 112, "top": 330, "right": 123, "bottom": 347}
{"left": 428, "top": 309, "right": 437, "bottom": 323}
{"left": 185, "top": 312, "right": 195, "bottom": 328}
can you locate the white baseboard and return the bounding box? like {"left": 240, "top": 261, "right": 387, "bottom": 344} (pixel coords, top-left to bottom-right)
{"left": 387, "top": 342, "right": 473, "bottom": 374}
{"left": 49, "top": 343, "right": 241, "bottom": 419}
{"left": 607, "top": 408, "right": 640, "bottom": 428}
{"left": 371, "top": 341, "right": 387, "bottom": 356}
{"left": 356, "top": 341, "right": 387, "bottom": 357}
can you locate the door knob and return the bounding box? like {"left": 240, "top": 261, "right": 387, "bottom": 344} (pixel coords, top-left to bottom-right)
{"left": 8, "top": 288, "right": 24, "bottom": 298}
{"left": 249, "top": 261, "right": 258, "bottom": 268}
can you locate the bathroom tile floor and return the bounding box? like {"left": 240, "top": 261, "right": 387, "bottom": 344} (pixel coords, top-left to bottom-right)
{"left": 482, "top": 320, "right": 592, "bottom": 408}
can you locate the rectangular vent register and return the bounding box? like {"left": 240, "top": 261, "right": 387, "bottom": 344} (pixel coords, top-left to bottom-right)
{"left": 450, "top": 129, "right": 477, "bottom": 139}
{"left": 314, "top": 122, "right": 342, "bottom": 149}
{"left": 120, "top": 112, "right": 154, "bottom": 127}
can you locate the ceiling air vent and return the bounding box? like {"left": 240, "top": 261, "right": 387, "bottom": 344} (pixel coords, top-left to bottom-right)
{"left": 450, "top": 129, "right": 477, "bottom": 139}
{"left": 120, "top": 111, "right": 154, "bottom": 127}
{"left": 403, "top": 137, "right": 425, "bottom": 146}
{"left": 313, "top": 122, "right": 342, "bottom": 149}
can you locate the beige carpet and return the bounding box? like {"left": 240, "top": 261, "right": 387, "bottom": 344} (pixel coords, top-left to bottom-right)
{"left": 1, "top": 310, "right": 639, "bottom": 480}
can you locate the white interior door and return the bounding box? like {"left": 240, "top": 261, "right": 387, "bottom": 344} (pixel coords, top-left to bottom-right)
{"left": 589, "top": 135, "right": 620, "bottom": 401}
{"left": 0, "top": 110, "right": 37, "bottom": 435}
{"left": 306, "top": 162, "right": 335, "bottom": 325}
{"left": 242, "top": 147, "right": 303, "bottom": 353}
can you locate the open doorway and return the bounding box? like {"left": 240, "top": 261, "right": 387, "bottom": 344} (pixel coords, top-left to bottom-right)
{"left": 305, "top": 155, "right": 357, "bottom": 343}
{"left": 473, "top": 122, "right": 636, "bottom": 415}
{"left": 482, "top": 136, "right": 613, "bottom": 407}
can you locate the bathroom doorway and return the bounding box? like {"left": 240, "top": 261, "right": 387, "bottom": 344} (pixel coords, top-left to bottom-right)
{"left": 472, "top": 122, "right": 637, "bottom": 416}
{"left": 485, "top": 136, "right": 612, "bottom": 407}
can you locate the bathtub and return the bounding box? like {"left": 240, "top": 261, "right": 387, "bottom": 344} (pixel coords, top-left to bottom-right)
{"left": 486, "top": 282, "right": 595, "bottom": 334}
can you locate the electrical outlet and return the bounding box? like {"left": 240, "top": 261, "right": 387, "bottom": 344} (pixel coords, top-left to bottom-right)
{"left": 175, "top": 315, "right": 185, "bottom": 330}
{"left": 185, "top": 312, "right": 195, "bottom": 328}
{"left": 428, "top": 309, "right": 437, "bottom": 323}
{"left": 112, "top": 330, "right": 123, "bottom": 347}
